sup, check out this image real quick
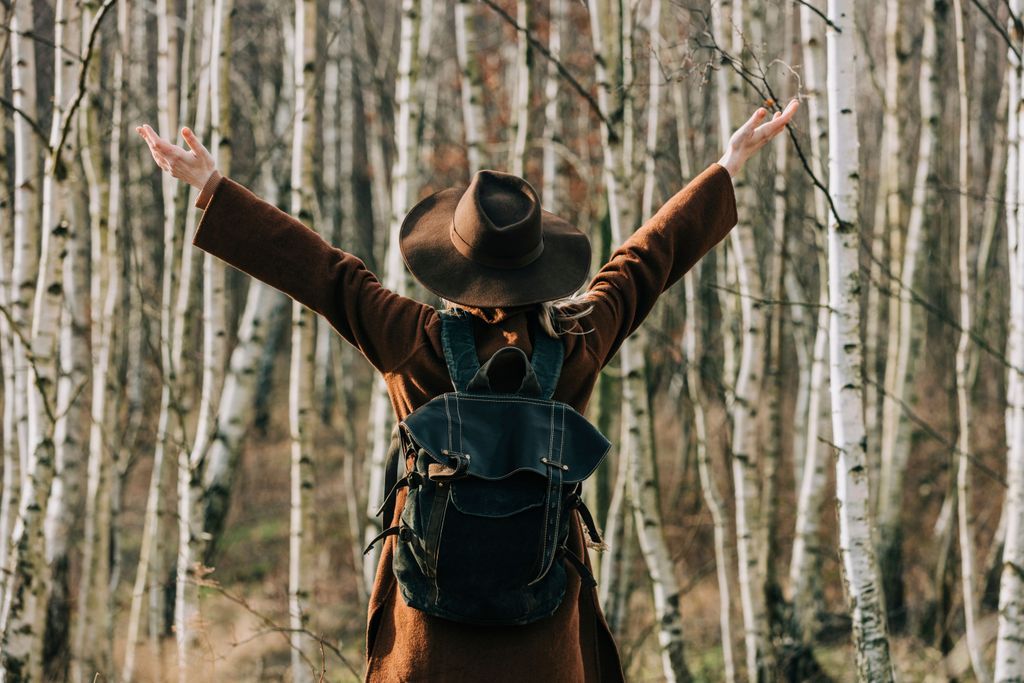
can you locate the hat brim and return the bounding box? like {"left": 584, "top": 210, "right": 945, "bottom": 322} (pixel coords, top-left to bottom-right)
{"left": 399, "top": 186, "right": 592, "bottom": 308}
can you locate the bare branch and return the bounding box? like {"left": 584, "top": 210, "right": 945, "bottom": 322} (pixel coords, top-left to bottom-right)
{"left": 969, "top": 0, "right": 1021, "bottom": 59}
{"left": 478, "top": 0, "right": 618, "bottom": 140}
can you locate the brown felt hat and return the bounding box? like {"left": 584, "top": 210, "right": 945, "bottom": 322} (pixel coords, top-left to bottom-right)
{"left": 399, "top": 170, "right": 592, "bottom": 308}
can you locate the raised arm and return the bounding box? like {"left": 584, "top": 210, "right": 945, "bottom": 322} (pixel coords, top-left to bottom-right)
{"left": 584, "top": 99, "right": 799, "bottom": 366}
{"left": 136, "top": 124, "right": 432, "bottom": 373}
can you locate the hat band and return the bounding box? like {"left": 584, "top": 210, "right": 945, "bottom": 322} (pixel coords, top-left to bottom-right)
{"left": 450, "top": 219, "right": 545, "bottom": 270}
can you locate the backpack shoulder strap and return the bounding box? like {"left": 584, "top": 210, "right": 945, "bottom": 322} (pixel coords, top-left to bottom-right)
{"left": 527, "top": 312, "right": 564, "bottom": 400}
{"left": 438, "top": 308, "right": 481, "bottom": 391}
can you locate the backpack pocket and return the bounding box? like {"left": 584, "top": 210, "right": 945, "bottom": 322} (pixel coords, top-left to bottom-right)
{"left": 435, "top": 472, "right": 549, "bottom": 592}
{"left": 449, "top": 472, "right": 546, "bottom": 518}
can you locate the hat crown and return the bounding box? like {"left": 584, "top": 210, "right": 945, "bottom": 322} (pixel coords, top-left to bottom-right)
{"left": 451, "top": 170, "right": 544, "bottom": 269}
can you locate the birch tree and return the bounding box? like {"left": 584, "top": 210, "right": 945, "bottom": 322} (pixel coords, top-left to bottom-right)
{"left": 123, "top": 0, "right": 185, "bottom": 674}
{"left": 995, "top": 1, "right": 1024, "bottom": 677}
{"left": 456, "top": 0, "right": 487, "bottom": 173}
{"left": 175, "top": 0, "right": 232, "bottom": 677}
{"left": 788, "top": 0, "right": 831, "bottom": 655}
{"left": 541, "top": 0, "right": 562, "bottom": 210}
{"left": 877, "top": 0, "right": 940, "bottom": 621}
{"left": 825, "top": 0, "right": 894, "bottom": 678}
{"left": 69, "top": 0, "right": 128, "bottom": 677}
{"left": 509, "top": 0, "right": 532, "bottom": 176}
{"left": 287, "top": 0, "right": 320, "bottom": 678}
{"left": 950, "top": 2, "right": 989, "bottom": 680}
{"left": 362, "top": 0, "right": 425, "bottom": 593}
{"left": 1, "top": 0, "right": 42, "bottom": 614}
{"left": 0, "top": 0, "right": 82, "bottom": 674}
{"left": 710, "top": 1, "right": 772, "bottom": 676}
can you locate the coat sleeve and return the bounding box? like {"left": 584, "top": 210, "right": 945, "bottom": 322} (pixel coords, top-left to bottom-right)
{"left": 191, "top": 172, "right": 434, "bottom": 373}
{"left": 584, "top": 162, "right": 738, "bottom": 367}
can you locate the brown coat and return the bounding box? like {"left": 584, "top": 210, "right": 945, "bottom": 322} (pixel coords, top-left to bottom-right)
{"left": 191, "top": 162, "right": 737, "bottom": 682}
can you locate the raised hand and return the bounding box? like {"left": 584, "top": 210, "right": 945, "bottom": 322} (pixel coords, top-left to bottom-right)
{"left": 718, "top": 98, "right": 800, "bottom": 177}
{"left": 136, "top": 124, "right": 217, "bottom": 191}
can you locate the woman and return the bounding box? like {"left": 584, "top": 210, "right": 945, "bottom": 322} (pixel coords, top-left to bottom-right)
{"left": 137, "top": 98, "right": 798, "bottom": 682}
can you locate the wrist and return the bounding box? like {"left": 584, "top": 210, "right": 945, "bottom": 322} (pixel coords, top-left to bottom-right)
{"left": 717, "top": 151, "right": 742, "bottom": 178}
{"left": 195, "top": 167, "right": 217, "bottom": 191}
{"left": 195, "top": 169, "right": 222, "bottom": 210}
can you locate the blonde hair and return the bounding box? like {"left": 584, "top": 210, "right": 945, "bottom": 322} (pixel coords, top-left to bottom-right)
{"left": 441, "top": 292, "right": 595, "bottom": 338}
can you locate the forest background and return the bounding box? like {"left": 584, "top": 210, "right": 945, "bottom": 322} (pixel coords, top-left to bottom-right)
{"left": 1, "top": 0, "right": 1021, "bottom": 681}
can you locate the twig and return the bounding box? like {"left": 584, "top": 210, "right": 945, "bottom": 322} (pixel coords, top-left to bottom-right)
{"left": 194, "top": 572, "right": 362, "bottom": 679}
{"left": 864, "top": 377, "right": 1008, "bottom": 489}
{"left": 478, "top": 0, "right": 618, "bottom": 139}
{"left": 704, "top": 281, "right": 833, "bottom": 310}
{"left": 792, "top": 0, "right": 842, "bottom": 32}
{"left": 969, "top": 0, "right": 1021, "bottom": 58}
{"left": 0, "top": 96, "right": 48, "bottom": 145}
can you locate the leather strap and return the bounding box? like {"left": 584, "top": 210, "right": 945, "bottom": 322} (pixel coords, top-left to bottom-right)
{"left": 528, "top": 402, "right": 567, "bottom": 586}
{"left": 568, "top": 491, "right": 605, "bottom": 547}
{"left": 363, "top": 525, "right": 402, "bottom": 556}
{"left": 558, "top": 545, "right": 597, "bottom": 588}
{"left": 375, "top": 470, "right": 423, "bottom": 518}
{"left": 377, "top": 423, "right": 406, "bottom": 528}
{"left": 439, "top": 309, "right": 480, "bottom": 391}
{"left": 527, "top": 313, "right": 563, "bottom": 400}
{"left": 423, "top": 482, "right": 451, "bottom": 580}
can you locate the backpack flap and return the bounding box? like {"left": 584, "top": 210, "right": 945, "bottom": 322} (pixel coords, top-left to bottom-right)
{"left": 400, "top": 393, "right": 611, "bottom": 484}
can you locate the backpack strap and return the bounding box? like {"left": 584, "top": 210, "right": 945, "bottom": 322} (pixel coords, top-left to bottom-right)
{"left": 439, "top": 307, "right": 564, "bottom": 399}
{"left": 528, "top": 401, "right": 568, "bottom": 586}
{"left": 439, "top": 308, "right": 481, "bottom": 392}
{"left": 527, "top": 313, "right": 564, "bottom": 400}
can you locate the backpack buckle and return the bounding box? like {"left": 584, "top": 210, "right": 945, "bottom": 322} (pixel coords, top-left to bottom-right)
{"left": 429, "top": 449, "right": 471, "bottom": 481}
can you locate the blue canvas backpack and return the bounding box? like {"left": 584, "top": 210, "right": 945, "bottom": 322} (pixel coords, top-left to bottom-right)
{"left": 363, "top": 308, "right": 611, "bottom": 626}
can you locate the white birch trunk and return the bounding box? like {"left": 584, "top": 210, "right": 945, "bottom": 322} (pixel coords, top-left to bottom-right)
{"left": 865, "top": 0, "right": 902, "bottom": 484}
{"left": 362, "top": 0, "right": 422, "bottom": 592}
{"left": 68, "top": 2, "right": 125, "bottom": 677}
{"left": 624, "top": 4, "right": 690, "bottom": 676}
{"left": 509, "top": 0, "right": 531, "bottom": 176}
{"left": 995, "top": 2, "right": 1024, "bottom": 677}
{"left": 176, "top": 0, "right": 231, "bottom": 676}
{"left": 287, "top": 1, "right": 319, "bottom": 679}
{"left": 1, "top": 0, "right": 41, "bottom": 607}
{"left": 123, "top": 0, "right": 184, "bottom": 674}
{"left": 788, "top": 0, "right": 832, "bottom": 646}
{"left": 588, "top": 0, "right": 634, "bottom": 635}
{"left": 877, "top": 0, "right": 938, "bottom": 611}
{"left": 542, "top": 0, "right": 562, "bottom": 211}
{"left": 0, "top": 1, "right": 75, "bottom": 676}
{"left": 709, "top": 1, "right": 771, "bottom": 676}
{"left": 825, "top": 1, "right": 895, "bottom": 678}
{"left": 950, "top": 2, "right": 989, "bottom": 680}
{"left": 455, "top": 0, "right": 486, "bottom": 173}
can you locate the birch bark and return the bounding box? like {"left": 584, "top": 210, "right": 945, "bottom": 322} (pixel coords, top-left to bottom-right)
{"left": 363, "top": 0, "right": 423, "bottom": 592}
{"left": 877, "top": 0, "right": 939, "bottom": 622}
{"left": 123, "top": 0, "right": 184, "bottom": 674}
{"left": 788, "top": 0, "right": 831, "bottom": 649}
{"left": 825, "top": 1, "right": 895, "bottom": 678}
{"left": 0, "top": 0, "right": 75, "bottom": 676}
{"left": 995, "top": 1, "right": 1024, "bottom": 677}
{"left": 456, "top": 0, "right": 487, "bottom": 173}
{"left": 69, "top": 1, "right": 126, "bottom": 676}
{"left": 950, "top": 2, "right": 990, "bottom": 680}
{"left": 287, "top": 0, "right": 320, "bottom": 678}
{"left": 508, "top": 0, "right": 532, "bottom": 176}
